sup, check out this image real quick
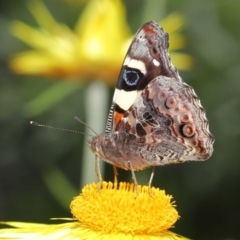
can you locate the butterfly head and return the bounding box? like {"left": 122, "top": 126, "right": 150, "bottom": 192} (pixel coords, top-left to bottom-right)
{"left": 88, "top": 135, "right": 105, "bottom": 159}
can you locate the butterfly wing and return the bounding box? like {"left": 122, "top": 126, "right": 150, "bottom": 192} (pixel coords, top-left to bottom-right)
{"left": 114, "top": 75, "right": 214, "bottom": 168}
{"left": 89, "top": 21, "right": 214, "bottom": 171}
{"left": 105, "top": 21, "right": 181, "bottom": 139}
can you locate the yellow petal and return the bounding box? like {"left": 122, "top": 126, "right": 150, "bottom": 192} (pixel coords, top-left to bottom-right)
{"left": 171, "top": 53, "right": 194, "bottom": 70}
{"left": 8, "top": 0, "right": 193, "bottom": 80}
{"left": 0, "top": 221, "right": 190, "bottom": 239}
{"left": 75, "top": 0, "right": 131, "bottom": 63}
{"left": 160, "top": 12, "right": 185, "bottom": 34}
{"left": 28, "top": 0, "right": 60, "bottom": 31}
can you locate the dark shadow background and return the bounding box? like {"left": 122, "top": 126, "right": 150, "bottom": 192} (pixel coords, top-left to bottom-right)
{"left": 0, "top": 1, "right": 240, "bottom": 239}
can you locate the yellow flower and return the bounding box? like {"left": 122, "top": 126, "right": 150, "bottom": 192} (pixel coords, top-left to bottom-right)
{"left": 9, "top": 0, "right": 193, "bottom": 84}
{"left": 161, "top": 12, "right": 193, "bottom": 71}
{"left": 9, "top": 0, "right": 131, "bottom": 84}
{"left": 0, "top": 182, "right": 190, "bottom": 239}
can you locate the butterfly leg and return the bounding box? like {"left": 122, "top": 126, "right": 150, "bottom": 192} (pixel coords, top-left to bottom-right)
{"left": 148, "top": 166, "right": 156, "bottom": 197}
{"left": 113, "top": 165, "right": 118, "bottom": 187}
{"left": 128, "top": 160, "right": 139, "bottom": 195}
{"left": 95, "top": 155, "right": 103, "bottom": 190}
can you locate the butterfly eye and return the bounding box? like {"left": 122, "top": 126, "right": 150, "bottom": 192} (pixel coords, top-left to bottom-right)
{"left": 165, "top": 96, "right": 178, "bottom": 109}
{"left": 179, "top": 124, "right": 195, "bottom": 138}
{"left": 90, "top": 138, "right": 97, "bottom": 151}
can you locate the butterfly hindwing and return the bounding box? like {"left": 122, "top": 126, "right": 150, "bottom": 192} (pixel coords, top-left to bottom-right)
{"left": 115, "top": 75, "right": 214, "bottom": 165}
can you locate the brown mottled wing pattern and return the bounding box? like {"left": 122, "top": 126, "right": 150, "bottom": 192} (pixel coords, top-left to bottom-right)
{"left": 114, "top": 76, "right": 214, "bottom": 169}
{"left": 89, "top": 21, "right": 214, "bottom": 172}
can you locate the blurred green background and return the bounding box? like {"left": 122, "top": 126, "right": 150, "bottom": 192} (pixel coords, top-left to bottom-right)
{"left": 0, "top": 0, "right": 240, "bottom": 239}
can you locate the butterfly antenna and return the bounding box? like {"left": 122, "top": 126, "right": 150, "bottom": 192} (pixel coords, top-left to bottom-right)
{"left": 30, "top": 121, "right": 94, "bottom": 137}
{"left": 74, "top": 116, "right": 99, "bottom": 136}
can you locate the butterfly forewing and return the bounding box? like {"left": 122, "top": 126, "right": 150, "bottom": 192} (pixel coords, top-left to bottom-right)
{"left": 105, "top": 21, "right": 181, "bottom": 138}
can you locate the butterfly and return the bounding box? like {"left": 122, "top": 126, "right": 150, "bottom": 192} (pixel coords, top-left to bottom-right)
{"left": 88, "top": 21, "right": 214, "bottom": 191}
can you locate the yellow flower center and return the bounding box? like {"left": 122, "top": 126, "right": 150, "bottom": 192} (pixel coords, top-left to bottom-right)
{"left": 70, "top": 181, "right": 179, "bottom": 235}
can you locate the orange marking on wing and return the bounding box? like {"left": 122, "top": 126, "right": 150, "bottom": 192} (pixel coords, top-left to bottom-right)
{"left": 115, "top": 112, "right": 123, "bottom": 125}
{"left": 144, "top": 25, "right": 155, "bottom": 34}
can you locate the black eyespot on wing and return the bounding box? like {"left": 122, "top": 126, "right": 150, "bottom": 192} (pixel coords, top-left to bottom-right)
{"left": 179, "top": 124, "right": 195, "bottom": 138}
{"left": 117, "top": 66, "right": 144, "bottom": 91}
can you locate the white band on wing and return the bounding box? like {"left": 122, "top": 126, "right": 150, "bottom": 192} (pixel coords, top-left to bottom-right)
{"left": 124, "top": 56, "right": 147, "bottom": 74}
{"left": 113, "top": 89, "right": 141, "bottom": 111}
